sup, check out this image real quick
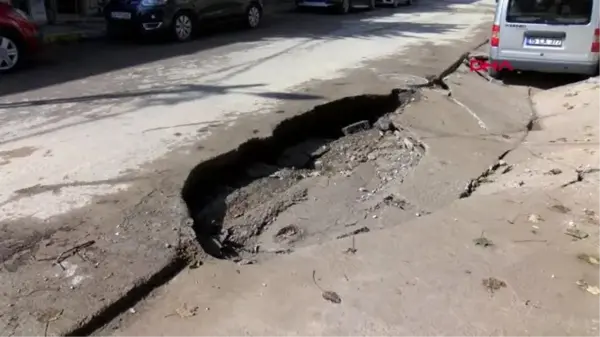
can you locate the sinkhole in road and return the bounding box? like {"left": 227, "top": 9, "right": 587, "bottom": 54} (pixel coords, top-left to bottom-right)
{"left": 181, "top": 87, "right": 423, "bottom": 259}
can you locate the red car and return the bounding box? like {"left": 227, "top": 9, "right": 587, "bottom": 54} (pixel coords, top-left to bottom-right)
{"left": 0, "top": 2, "right": 42, "bottom": 74}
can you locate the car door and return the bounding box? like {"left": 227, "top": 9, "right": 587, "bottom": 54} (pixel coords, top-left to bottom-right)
{"left": 193, "top": 0, "right": 228, "bottom": 19}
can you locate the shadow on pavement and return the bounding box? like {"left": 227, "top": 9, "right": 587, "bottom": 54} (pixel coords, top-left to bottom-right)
{"left": 501, "top": 71, "right": 590, "bottom": 90}
{"left": 0, "top": 0, "right": 483, "bottom": 98}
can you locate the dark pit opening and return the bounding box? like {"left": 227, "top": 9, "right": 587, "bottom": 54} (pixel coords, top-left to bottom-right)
{"left": 181, "top": 88, "right": 418, "bottom": 258}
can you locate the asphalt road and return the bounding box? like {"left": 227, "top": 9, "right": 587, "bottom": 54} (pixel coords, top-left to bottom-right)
{"left": 0, "top": 0, "right": 497, "bottom": 223}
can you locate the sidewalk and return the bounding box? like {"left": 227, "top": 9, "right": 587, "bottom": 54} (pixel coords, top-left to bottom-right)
{"left": 114, "top": 77, "right": 599, "bottom": 335}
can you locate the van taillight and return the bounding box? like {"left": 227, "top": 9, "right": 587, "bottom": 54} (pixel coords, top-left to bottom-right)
{"left": 491, "top": 24, "right": 500, "bottom": 47}
{"left": 592, "top": 28, "right": 600, "bottom": 53}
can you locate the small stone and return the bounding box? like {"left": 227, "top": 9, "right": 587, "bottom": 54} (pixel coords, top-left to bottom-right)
{"left": 528, "top": 214, "right": 543, "bottom": 223}
{"left": 165, "top": 243, "right": 172, "bottom": 249}
{"left": 402, "top": 138, "right": 415, "bottom": 151}
{"left": 415, "top": 212, "right": 421, "bottom": 217}
{"left": 314, "top": 160, "right": 324, "bottom": 170}
{"left": 372, "top": 214, "right": 378, "bottom": 219}
{"left": 359, "top": 187, "right": 369, "bottom": 193}
{"left": 129, "top": 308, "right": 136, "bottom": 314}
{"left": 524, "top": 168, "right": 531, "bottom": 173}
{"left": 546, "top": 168, "right": 562, "bottom": 175}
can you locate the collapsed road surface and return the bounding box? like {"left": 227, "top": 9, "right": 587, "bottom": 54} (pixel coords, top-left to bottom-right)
{"left": 0, "top": 0, "right": 515, "bottom": 335}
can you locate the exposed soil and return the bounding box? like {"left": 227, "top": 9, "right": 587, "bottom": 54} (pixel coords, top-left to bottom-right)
{"left": 184, "top": 90, "right": 426, "bottom": 260}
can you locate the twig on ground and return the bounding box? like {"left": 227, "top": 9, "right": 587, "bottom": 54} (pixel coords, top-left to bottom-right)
{"left": 53, "top": 240, "right": 95, "bottom": 270}
{"left": 42, "top": 309, "right": 63, "bottom": 337}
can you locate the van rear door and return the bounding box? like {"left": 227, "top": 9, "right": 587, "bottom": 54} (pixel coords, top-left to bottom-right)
{"left": 498, "top": 0, "right": 598, "bottom": 63}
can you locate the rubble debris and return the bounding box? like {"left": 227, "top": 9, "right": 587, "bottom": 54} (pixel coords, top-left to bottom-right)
{"left": 223, "top": 187, "right": 308, "bottom": 248}
{"left": 482, "top": 277, "right": 506, "bottom": 294}
{"left": 312, "top": 270, "right": 342, "bottom": 304}
{"left": 473, "top": 232, "right": 494, "bottom": 248}
{"left": 383, "top": 194, "right": 408, "bottom": 209}
{"left": 549, "top": 204, "right": 571, "bottom": 214}
{"left": 565, "top": 225, "right": 589, "bottom": 240}
{"left": 342, "top": 120, "right": 370, "bottom": 136}
{"left": 336, "top": 226, "right": 370, "bottom": 239}
{"left": 577, "top": 253, "right": 599, "bottom": 266}
{"left": 169, "top": 304, "right": 199, "bottom": 318}
{"left": 576, "top": 280, "right": 600, "bottom": 295}
{"left": 374, "top": 115, "right": 397, "bottom": 133}
{"left": 527, "top": 214, "right": 543, "bottom": 223}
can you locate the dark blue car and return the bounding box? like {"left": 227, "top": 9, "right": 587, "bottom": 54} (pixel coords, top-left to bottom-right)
{"left": 104, "top": 0, "right": 263, "bottom": 41}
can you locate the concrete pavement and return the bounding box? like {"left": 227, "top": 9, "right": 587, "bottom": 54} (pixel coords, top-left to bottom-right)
{"left": 113, "top": 78, "right": 599, "bottom": 336}
{"left": 0, "top": 0, "right": 503, "bottom": 335}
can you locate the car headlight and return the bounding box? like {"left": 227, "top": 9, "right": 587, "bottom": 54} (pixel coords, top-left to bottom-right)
{"left": 141, "top": 0, "right": 167, "bottom": 6}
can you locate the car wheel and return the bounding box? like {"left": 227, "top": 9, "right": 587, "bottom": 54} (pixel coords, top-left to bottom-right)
{"left": 0, "top": 30, "right": 23, "bottom": 74}
{"left": 172, "top": 12, "right": 194, "bottom": 42}
{"left": 245, "top": 3, "right": 262, "bottom": 29}
{"left": 336, "top": 0, "right": 350, "bottom": 14}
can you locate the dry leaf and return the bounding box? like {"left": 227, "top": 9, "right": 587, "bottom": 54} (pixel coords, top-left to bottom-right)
{"left": 175, "top": 304, "right": 199, "bottom": 318}
{"left": 577, "top": 253, "right": 599, "bottom": 265}
{"left": 576, "top": 280, "right": 600, "bottom": 295}
{"left": 322, "top": 290, "right": 342, "bottom": 304}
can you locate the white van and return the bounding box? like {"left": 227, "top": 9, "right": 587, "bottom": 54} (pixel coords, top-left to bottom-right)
{"left": 489, "top": 0, "right": 599, "bottom": 78}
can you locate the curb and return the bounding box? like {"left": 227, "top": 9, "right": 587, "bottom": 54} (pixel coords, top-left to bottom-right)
{"left": 42, "top": 30, "right": 105, "bottom": 45}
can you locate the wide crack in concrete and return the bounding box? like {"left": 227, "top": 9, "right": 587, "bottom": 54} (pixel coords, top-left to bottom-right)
{"left": 181, "top": 88, "right": 425, "bottom": 259}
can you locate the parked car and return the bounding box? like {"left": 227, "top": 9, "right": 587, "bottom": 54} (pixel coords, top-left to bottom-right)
{"left": 0, "top": 3, "right": 42, "bottom": 74}
{"left": 295, "top": 0, "right": 375, "bottom": 14}
{"left": 489, "top": 0, "right": 599, "bottom": 78}
{"left": 103, "top": 0, "right": 263, "bottom": 42}
{"left": 375, "top": 0, "right": 412, "bottom": 8}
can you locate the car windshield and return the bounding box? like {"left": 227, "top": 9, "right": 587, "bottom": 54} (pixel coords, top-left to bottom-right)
{"left": 506, "top": 0, "right": 593, "bottom": 25}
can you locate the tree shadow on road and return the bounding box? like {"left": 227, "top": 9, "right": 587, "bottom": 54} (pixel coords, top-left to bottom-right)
{"left": 0, "top": 0, "right": 484, "bottom": 98}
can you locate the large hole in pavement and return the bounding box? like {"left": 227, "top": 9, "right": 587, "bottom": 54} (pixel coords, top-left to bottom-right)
{"left": 181, "top": 88, "right": 421, "bottom": 259}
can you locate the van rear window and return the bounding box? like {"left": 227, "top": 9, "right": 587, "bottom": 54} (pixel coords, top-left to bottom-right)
{"left": 506, "top": 0, "right": 593, "bottom": 25}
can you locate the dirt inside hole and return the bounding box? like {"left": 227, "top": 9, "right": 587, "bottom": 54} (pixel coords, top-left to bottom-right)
{"left": 181, "top": 88, "right": 424, "bottom": 259}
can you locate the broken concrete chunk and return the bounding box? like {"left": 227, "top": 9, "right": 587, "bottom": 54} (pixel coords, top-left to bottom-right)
{"left": 374, "top": 116, "right": 396, "bottom": 132}
{"left": 342, "top": 120, "right": 370, "bottom": 135}
{"left": 402, "top": 137, "right": 414, "bottom": 151}
{"left": 565, "top": 226, "right": 589, "bottom": 240}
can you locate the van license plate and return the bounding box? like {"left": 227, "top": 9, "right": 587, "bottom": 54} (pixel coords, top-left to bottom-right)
{"left": 526, "top": 37, "right": 563, "bottom": 47}
{"left": 111, "top": 12, "right": 131, "bottom": 19}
